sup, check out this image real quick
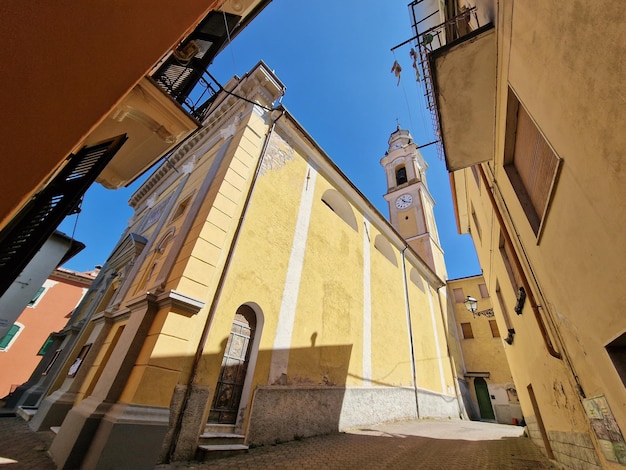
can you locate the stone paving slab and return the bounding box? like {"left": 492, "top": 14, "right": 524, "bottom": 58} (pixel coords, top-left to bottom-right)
{"left": 158, "top": 419, "right": 556, "bottom": 469}
{"left": 0, "top": 416, "right": 55, "bottom": 469}
{"left": 0, "top": 415, "right": 556, "bottom": 469}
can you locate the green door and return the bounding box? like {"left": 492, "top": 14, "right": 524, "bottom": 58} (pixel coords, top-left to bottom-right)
{"left": 474, "top": 377, "right": 496, "bottom": 420}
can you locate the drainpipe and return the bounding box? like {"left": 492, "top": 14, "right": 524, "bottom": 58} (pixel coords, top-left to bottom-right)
{"left": 168, "top": 105, "right": 286, "bottom": 461}
{"left": 401, "top": 246, "right": 420, "bottom": 419}
{"left": 435, "top": 285, "right": 465, "bottom": 419}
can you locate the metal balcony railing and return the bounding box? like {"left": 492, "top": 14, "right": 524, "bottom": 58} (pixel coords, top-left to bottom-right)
{"left": 411, "top": 6, "right": 481, "bottom": 160}
{"left": 150, "top": 10, "right": 241, "bottom": 122}
{"left": 152, "top": 61, "right": 221, "bottom": 122}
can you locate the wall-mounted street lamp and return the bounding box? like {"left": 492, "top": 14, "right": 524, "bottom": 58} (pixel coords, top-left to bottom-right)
{"left": 463, "top": 296, "right": 495, "bottom": 318}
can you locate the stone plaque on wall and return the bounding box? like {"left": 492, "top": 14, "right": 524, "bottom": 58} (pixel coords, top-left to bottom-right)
{"left": 583, "top": 395, "right": 626, "bottom": 465}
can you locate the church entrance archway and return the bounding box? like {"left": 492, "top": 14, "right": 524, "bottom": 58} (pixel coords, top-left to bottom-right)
{"left": 208, "top": 305, "right": 257, "bottom": 424}
{"left": 474, "top": 377, "right": 495, "bottom": 420}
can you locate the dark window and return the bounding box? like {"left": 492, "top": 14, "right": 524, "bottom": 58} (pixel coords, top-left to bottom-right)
{"left": 478, "top": 283, "right": 489, "bottom": 298}
{"left": 395, "top": 166, "right": 408, "bottom": 185}
{"left": 171, "top": 194, "right": 193, "bottom": 222}
{"left": 471, "top": 204, "right": 482, "bottom": 241}
{"left": 606, "top": 333, "right": 626, "bottom": 388}
{"left": 471, "top": 165, "right": 481, "bottom": 188}
{"left": 461, "top": 322, "right": 474, "bottom": 339}
{"left": 489, "top": 320, "right": 500, "bottom": 338}
{"left": 504, "top": 90, "right": 561, "bottom": 235}
{"left": 499, "top": 232, "right": 522, "bottom": 292}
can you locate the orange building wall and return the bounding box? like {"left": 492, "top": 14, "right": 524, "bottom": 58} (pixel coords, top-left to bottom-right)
{"left": 0, "top": 271, "right": 93, "bottom": 398}
{"left": 0, "top": 1, "right": 221, "bottom": 227}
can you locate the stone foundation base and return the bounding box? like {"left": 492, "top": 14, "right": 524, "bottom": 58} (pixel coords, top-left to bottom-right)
{"left": 246, "top": 386, "right": 459, "bottom": 445}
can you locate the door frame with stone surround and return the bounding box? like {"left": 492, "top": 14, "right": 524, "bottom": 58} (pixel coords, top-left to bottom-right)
{"left": 208, "top": 303, "right": 263, "bottom": 433}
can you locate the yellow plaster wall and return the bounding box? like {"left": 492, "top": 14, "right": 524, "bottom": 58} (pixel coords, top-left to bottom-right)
{"left": 120, "top": 109, "right": 271, "bottom": 406}
{"left": 368, "top": 230, "right": 412, "bottom": 387}
{"left": 448, "top": 276, "right": 513, "bottom": 385}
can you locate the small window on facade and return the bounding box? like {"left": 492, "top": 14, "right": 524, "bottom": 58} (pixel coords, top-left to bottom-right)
{"left": 461, "top": 322, "right": 474, "bottom": 339}
{"left": 606, "top": 333, "right": 626, "bottom": 388}
{"left": 42, "top": 349, "right": 62, "bottom": 376}
{"left": 395, "top": 165, "right": 408, "bottom": 185}
{"left": 453, "top": 288, "right": 465, "bottom": 303}
{"left": 0, "top": 323, "right": 23, "bottom": 351}
{"left": 38, "top": 335, "right": 54, "bottom": 355}
{"left": 171, "top": 194, "right": 192, "bottom": 222}
{"left": 489, "top": 320, "right": 500, "bottom": 338}
{"left": 471, "top": 204, "right": 481, "bottom": 241}
{"left": 68, "top": 343, "right": 92, "bottom": 378}
{"left": 495, "top": 281, "right": 513, "bottom": 330}
{"left": 471, "top": 165, "right": 481, "bottom": 188}
{"left": 478, "top": 283, "right": 489, "bottom": 298}
{"left": 504, "top": 90, "right": 561, "bottom": 236}
{"left": 499, "top": 232, "right": 522, "bottom": 292}
{"left": 28, "top": 287, "right": 46, "bottom": 307}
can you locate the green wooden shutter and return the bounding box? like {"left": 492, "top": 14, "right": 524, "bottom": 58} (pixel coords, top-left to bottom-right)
{"left": 0, "top": 324, "right": 22, "bottom": 349}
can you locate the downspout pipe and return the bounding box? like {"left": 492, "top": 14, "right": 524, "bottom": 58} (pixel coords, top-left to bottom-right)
{"left": 401, "top": 246, "right": 420, "bottom": 419}
{"left": 168, "top": 105, "right": 286, "bottom": 461}
{"left": 435, "top": 285, "right": 465, "bottom": 419}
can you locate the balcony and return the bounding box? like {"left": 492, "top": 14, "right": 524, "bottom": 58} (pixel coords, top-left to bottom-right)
{"left": 411, "top": 5, "right": 496, "bottom": 171}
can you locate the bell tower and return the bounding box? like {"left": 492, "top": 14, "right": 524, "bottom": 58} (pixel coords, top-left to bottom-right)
{"left": 381, "top": 126, "right": 447, "bottom": 279}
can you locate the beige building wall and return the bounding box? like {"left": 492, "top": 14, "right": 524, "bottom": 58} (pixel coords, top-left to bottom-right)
{"left": 447, "top": 275, "right": 521, "bottom": 425}
{"left": 433, "top": 1, "right": 626, "bottom": 468}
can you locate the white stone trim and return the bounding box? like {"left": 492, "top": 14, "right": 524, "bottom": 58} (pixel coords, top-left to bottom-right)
{"left": 427, "top": 285, "right": 446, "bottom": 393}
{"left": 269, "top": 165, "right": 318, "bottom": 384}
{"left": 362, "top": 218, "right": 372, "bottom": 386}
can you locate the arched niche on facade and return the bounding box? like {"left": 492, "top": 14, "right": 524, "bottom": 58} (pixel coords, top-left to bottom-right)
{"left": 374, "top": 234, "right": 398, "bottom": 266}
{"left": 321, "top": 189, "right": 359, "bottom": 232}
{"left": 409, "top": 267, "right": 426, "bottom": 292}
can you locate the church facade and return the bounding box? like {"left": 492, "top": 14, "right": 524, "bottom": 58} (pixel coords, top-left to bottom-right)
{"left": 32, "top": 62, "right": 462, "bottom": 469}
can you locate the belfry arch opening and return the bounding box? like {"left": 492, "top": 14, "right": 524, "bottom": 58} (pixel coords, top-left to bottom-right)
{"left": 395, "top": 165, "right": 408, "bottom": 185}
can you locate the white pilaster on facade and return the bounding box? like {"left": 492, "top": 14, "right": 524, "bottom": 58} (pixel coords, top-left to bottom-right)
{"left": 362, "top": 218, "right": 372, "bottom": 386}
{"left": 269, "top": 165, "right": 318, "bottom": 384}
{"left": 427, "top": 284, "right": 447, "bottom": 393}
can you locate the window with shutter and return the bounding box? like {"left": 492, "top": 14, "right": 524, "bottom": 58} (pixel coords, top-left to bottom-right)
{"left": 28, "top": 287, "right": 46, "bottom": 307}
{"left": 461, "top": 322, "right": 474, "bottom": 339}
{"left": 453, "top": 288, "right": 465, "bottom": 303}
{"left": 0, "top": 323, "right": 23, "bottom": 350}
{"left": 38, "top": 336, "right": 54, "bottom": 355}
{"left": 478, "top": 283, "right": 489, "bottom": 298}
{"left": 504, "top": 89, "right": 561, "bottom": 236}
{"left": 489, "top": 320, "right": 500, "bottom": 338}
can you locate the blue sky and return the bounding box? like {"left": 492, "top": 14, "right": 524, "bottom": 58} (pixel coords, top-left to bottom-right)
{"left": 59, "top": 0, "right": 480, "bottom": 280}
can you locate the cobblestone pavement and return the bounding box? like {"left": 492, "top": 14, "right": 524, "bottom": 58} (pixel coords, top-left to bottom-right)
{"left": 0, "top": 416, "right": 55, "bottom": 469}
{"left": 0, "top": 416, "right": 555, "bottom": 469}
{"left": 158, "top": 420, "right": 556, "bottom": 470}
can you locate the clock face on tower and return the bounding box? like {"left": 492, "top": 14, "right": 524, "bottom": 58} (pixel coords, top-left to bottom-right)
{"left": 395, "top": 194, "right": 413, "bottom": 209}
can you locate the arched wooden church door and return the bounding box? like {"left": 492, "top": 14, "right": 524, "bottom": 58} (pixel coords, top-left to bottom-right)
{"left": 208, "top": 305, "right": 256, "bottom": 424}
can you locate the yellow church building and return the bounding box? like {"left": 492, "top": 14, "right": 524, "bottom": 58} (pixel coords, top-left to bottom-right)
{"left": 31, "top": 62, "right": 462, "bottom": 469}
